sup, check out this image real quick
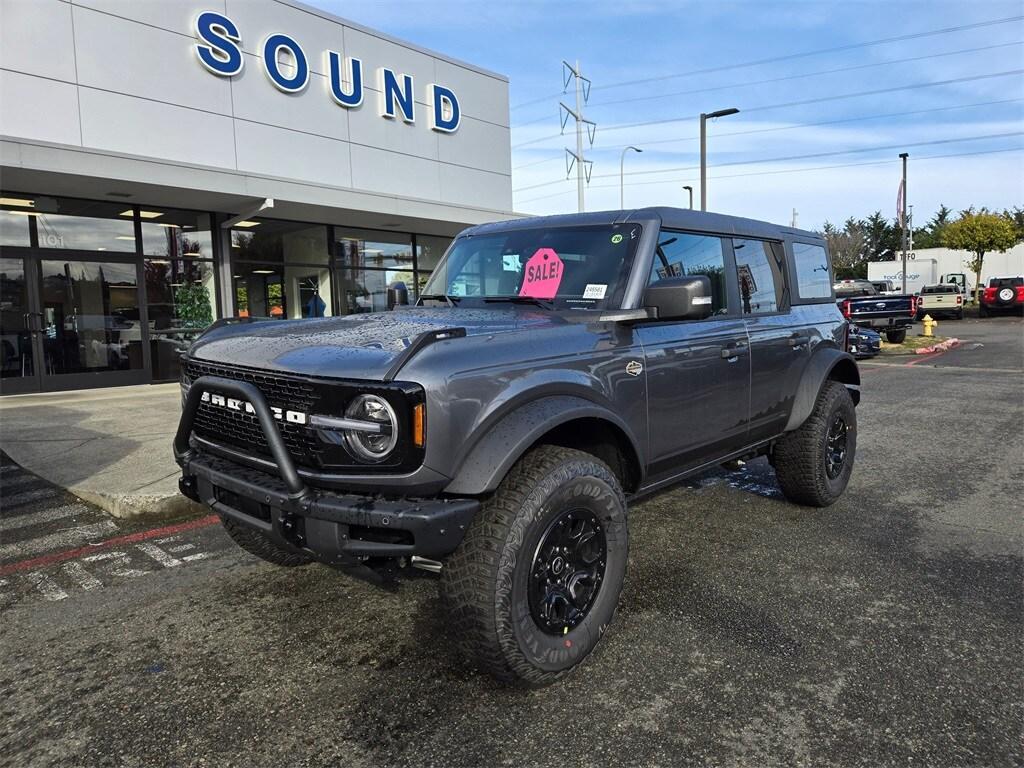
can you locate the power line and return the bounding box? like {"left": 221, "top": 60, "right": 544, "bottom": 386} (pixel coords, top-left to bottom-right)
{"left": 511, "top": 98, "right": 1024, "bottom": 173}
{"left": 603, "top": 69, "right": 1024, "bottom": 133}
{"left": 512, "top": 68, "right": 1024, "bottom": 148}
{"left": 513, "top": 155, "right": 563, "bottom": 171}
{"left": 583, "top": 40, "right": 1023, "bottom": 110}
{"left": 514, "top": 146, "right": 1023, "bottom": 205}
{"left": 509, "top": 14, "right": 1024, "bottom": 110}
{"left": 513, "top": 131, "right": 1023, "bottom": 193}
{"left": 601, "top": 98, "right": 1024, "bottom": 152}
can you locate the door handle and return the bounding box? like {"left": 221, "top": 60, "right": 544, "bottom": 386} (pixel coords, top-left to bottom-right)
{"left": 720, "top": 342, "right": 749, "bottom": 360}
{"left": 788, "top": 334, "right": 810, "bottom": 347}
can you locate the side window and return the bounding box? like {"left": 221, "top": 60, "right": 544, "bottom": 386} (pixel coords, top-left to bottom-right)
{"left": 649, "top": 231, "right": 728, "bottom": 315}
{"left": 791, "top": 243, "right": 832, "bottom": 300}
{"left": 733, "top": 238, "right": 787, "bottom": 315}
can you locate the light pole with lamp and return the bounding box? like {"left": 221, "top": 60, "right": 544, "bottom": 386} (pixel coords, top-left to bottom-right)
{"left": 682, "top": 186, "right": 693, "bottom": 209}
{"left": 700, "top": 107, "right": 739, "bottom": 211}
{"left": 619, "top": 146, "right": 642, "bottom": 209}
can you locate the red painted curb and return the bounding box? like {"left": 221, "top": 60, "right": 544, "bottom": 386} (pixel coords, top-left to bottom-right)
{"left": 914, "top": 338, "right": 960, "bottom": 355}
{"left": 0, "top": 514, "right": 220, "bottom": 577}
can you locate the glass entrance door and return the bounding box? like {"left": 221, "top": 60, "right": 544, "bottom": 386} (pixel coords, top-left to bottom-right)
{"left": 36, "top": 258, "right": 147, "bottom": 390}
{"left": 0, "top": 257, "right": 39, "bottom": 394}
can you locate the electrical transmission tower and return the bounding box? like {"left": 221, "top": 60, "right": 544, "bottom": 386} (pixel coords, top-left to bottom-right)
{"left": 560, "top": 60, "right": 595, "bottom": 213}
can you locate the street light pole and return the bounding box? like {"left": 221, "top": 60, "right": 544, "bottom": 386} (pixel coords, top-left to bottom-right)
{"left": 899, "top": 152, "right": 909, "bottom": 294}
{"left": 683, "top": 186, "right": 693, "bottom": 209}
{"left": 700, "top": 107, "right": 739, "bottom": 212}
{"left": 619, "top": 146, "right": 642, "bottom": 209}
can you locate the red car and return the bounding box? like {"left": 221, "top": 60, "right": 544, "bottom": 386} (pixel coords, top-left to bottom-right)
{"left": 979, "top": 276, "right": 1024, "bottom": 316}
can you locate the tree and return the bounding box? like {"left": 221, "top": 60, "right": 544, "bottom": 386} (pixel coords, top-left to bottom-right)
{"left": 941, "top": 212, "right": 1019, "bottom": 301}
{"left": 822, "top": 218, "right": 868, "bottom": 278}
{"left": 862, "top": 211, "right": 901, "bottom": 261}
{"left": 913, "top": 204, "right": 953, "bottom": 249}
{"left": 1001, "top": 206, "right": 1024, "bottom": 241}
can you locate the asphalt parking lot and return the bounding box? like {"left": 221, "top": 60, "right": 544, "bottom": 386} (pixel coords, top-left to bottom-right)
{"left": 1, "top": 316, "right": 1021, "bottom": 768}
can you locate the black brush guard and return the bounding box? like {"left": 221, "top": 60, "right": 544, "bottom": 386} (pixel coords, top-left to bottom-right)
{"left": 175, "top": 376, "right": 478, "bottom": 580}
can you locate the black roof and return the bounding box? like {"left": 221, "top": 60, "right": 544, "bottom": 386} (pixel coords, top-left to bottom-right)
{"left": 463, "top": 207, "right": 823, "bottom": 243}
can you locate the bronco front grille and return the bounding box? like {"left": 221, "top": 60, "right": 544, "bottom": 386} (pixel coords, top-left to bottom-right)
{"left": 181, "top": 359, "right": 324, "bottom": 468}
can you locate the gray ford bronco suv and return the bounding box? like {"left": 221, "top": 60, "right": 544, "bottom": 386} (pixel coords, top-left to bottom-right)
{"left": 175, "top": 208, "right": 859, "bottom": 685}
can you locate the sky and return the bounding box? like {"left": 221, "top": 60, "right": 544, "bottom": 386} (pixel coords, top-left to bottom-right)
{"left": 308, "top": 0, "right": 1023, "bottom": 231}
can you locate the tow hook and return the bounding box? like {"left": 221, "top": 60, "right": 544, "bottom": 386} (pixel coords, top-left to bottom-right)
{"left": 278, "top": 509, "right": 305, "bottom": 547}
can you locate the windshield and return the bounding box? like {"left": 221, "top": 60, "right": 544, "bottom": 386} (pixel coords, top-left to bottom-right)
{"left": 421, "top": 224, "right": 643, "bottom": 309}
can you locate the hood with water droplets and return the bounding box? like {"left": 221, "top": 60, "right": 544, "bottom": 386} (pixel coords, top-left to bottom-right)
{"left": 188, "top": 307, "right": 566, "bottom": 380}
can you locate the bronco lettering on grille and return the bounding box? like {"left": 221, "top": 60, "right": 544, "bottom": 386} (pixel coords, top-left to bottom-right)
{"left": 201, "top": 391, "right": 308, "bottom": 425}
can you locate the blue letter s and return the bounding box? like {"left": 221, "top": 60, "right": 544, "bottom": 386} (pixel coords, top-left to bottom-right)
{"left": 194, "top": 11, "right": 243, "bottom": 76}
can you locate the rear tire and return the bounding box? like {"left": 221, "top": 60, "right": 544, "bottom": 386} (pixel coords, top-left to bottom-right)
{"left": 884, "top": 328, "right": 907, "bottom": 344}
{"left": 773, "top": 381, "right": 857, "bottom": 507}
{"left": 442, "top": 445, "right": 628, "bottom": 686}
{"left": 221, "top": 516, "right": 313, "bottom": 567}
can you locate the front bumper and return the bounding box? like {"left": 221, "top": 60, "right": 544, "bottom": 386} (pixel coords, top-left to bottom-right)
{"left": 175, "top": 375, "right": 478, "bottom": 567}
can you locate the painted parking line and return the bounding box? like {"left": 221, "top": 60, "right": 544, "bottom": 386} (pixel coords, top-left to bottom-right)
{"left": 0, "top": 503, "right": 92, "bottom": 532}
{"left": 0, "top": 514, "right": 219, "bottom": 577}
{"left": 0, "top": 521, "right": 118, "bottom": 561}
{"left": 1, "top": 487, "right": 61, "bottom": 507}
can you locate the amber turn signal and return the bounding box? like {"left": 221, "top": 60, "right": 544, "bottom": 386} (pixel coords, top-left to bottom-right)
{"left": 412, "top": 403, "right": 425, "bottom": 447}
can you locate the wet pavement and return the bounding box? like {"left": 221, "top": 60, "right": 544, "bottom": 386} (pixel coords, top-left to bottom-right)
{"left": 1, "top": 317, "right": 1021, "bottom": 767}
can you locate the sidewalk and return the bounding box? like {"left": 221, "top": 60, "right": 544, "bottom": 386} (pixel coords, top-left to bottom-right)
{"left": 0, "top": 384, "right": 202, "bottom": 520}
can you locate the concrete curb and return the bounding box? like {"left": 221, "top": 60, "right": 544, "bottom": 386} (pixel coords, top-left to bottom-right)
{"left": 69, "top": 487, "right": 206, "bottom": 522}
{"left": 915, "top": 338, "right": 961, "bottom": 355}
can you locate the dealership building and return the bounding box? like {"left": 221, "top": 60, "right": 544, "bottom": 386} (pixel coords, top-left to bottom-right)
{"left": 0, "top": 0, "right": 513, "bottom": 394}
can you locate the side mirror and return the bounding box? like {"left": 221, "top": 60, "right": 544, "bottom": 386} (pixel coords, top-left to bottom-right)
{"left": 643, "top": 275, "right": 713, "bottom": 321}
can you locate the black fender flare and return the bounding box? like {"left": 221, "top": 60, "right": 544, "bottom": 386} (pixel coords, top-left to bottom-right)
{"left": 443, "top": 395, "right": 644, "bottom": 496}
{"left": 784, "top": 347, "right": 861, "bottom": 433}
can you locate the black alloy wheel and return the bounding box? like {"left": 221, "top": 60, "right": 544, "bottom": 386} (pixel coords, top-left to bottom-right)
{"left": 825, "top": 414, "right": 849, "bottom": 480}
{"left": 528, "top": 509, "right": 607, "bottom": 635}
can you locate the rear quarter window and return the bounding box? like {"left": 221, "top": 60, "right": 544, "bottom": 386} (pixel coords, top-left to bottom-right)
{"left": 791, "top": 242, "right": 832, "bottom": 300}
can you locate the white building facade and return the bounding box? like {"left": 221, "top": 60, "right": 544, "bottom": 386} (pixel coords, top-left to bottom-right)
{"left": 867, "top": 244, "right": 1024, "bottom": 296}
{"left": 0, "top": 0, "right": 513, "bottom": 394}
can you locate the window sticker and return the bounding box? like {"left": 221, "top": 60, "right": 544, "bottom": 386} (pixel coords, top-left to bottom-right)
{"left": 582, "top": 283, "right": 607, "bottom": 299}
{"left": 519, "top": 248, "right": 564, "bottom": 299}
{"left": 611, "top": 234, "right": 623, "bottom": 244}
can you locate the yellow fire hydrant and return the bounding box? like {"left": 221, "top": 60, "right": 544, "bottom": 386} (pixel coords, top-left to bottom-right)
{"left": 922, "top": 314, "right": 937, "bottom": 337}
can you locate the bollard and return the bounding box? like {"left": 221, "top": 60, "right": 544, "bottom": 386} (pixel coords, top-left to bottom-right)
{"left": 922, "top": 314, "right": 937, "bottom": 337}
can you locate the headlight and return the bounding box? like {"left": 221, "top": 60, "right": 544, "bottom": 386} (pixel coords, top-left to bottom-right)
{"left": 344, "top": 394, "right": 398, "bottom": 461}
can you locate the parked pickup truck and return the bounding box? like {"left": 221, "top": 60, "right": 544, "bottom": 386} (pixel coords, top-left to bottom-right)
{"left": 916, "top": 283, "right": 964, "bottom": 320}
{"left": 175, "top": 208, "right": 860, "bottom": 685}
{"left": 834, "top": 279, "right": 916, "bottom": 344}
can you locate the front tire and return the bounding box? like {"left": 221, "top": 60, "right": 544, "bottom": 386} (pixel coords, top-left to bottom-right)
{"left": 221, "top": 516, "right": 313, "bottom": 567}
{"left": 773, "top": 381, "right": 857, "bottom": 507}
{"left": 884, "top": 328, "right": 907, "bottom": 344}
{"left": 441, "top": 445, "right": 628, "bottom": 685}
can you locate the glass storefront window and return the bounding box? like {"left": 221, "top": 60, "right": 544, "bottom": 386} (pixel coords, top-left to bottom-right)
{"left": 142, "top": 210, "right": 214, "bottom": 259}
{"left": 415, "top": 234, "right": 452, "bottom": 273}
{"left": 39, "top": 259, "right": 143, "bottom": 374}
{"left": 35, "top": 198, "right": 137, "bottom": 252}
{"left": 145, "top": 258, "right": 216, "bottom": 380}
{"left": 0, "top": 199, "right": 32, "bottom": 246}
{"left": 337, "top": 268, "right": 415, "bottom": 314}
{"left": 231, "top": 220, "right": 328, "bottom": 265}
{"left": 233, "top": 263, "right": 333, "bottom": 319}
{"left": 336, "top": 228, "right": 413, "bottom": 269}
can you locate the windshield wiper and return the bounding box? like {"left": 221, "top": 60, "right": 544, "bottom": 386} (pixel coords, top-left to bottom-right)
{"left": 417, "top": 293, "right": 461, "bottom": 307}
{"left": 483, "top": 296, "right": 555, "bottom": 310}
